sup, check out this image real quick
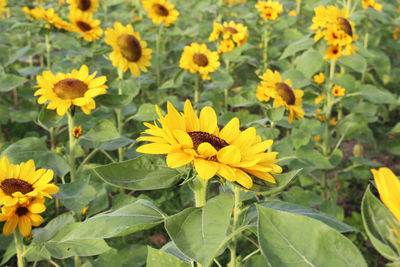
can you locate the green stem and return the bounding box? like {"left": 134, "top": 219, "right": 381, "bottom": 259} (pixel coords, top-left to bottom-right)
{"left": 77, "top": 148, "right": 99, "bottom": 173}
{"left": 116, "top": 68, "right": 124, "bottom": 162}
{"left": 45, "top": 33, "right": 51, "bottom": 69}
{"left": 14, "top": 231, "right": 25, "bottom": 267}
{"left": 267, "top": 122, "right": 275, "bottom": 152}
{"left": 191, "top": 176, "right": 208, "bottom": 208}
{"left": 296, "top": 0, "right": 302, "bottom": 17}
{"left": 194, "top": 73, "right": 200, "bottom": 110}
{"left": 262, "top": 30, "right": 270, "bottom": 71}
{"left": 229, "top": 185, "right": 241, "bottom": 267}
{"left": 74, "top": 255, "right": 81, "bottom": 267}
{"left": 224, "top": 59, "right": 230, "bottom": 112}
{"left": 49, "top": 127, "right": 55, "bottom": 150}
{"left": 27, "top": 31, "right": 33, "bottom": 80}
{"left": 67, "top": 110, "right": 76, "bottom": 182}
{"left": 156, "top": 26, "right": 163, "bottom": 87}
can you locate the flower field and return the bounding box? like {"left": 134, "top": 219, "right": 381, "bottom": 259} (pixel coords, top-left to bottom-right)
{"left": 0, "top": 0, "right": 399, "bottom": 266}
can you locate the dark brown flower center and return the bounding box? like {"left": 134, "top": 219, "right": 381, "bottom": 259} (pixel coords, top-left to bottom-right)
{"left": 337, "top": 17, "right": 353, "bottom": 37}
{"left": 1, "top": 179, "right": 33, "bottom": 196}
{"left": 225, "top": 27, "right": 238, "bottom": 34}
{"left": 152, "top": 4, "right": 169, "bottom": 16}
{"left": 77, "top": 0, "right": 91, "bottom": 11}
{"left": 332, "top": 47, "right": 339, "bottom": 54}
{"left": 188, "top": 131, "right": 228, "bottom": 151}
{"left": 53, "top": 78, "right": 88, "bottom": 100}
{"left": 77, "top": 21, "right": 92, "bottom": 32}
{"left": 276, "top": 82, "right": 295, "bottom": 105}
{"left": 16, "top": 207, "right": 29, "bottom": 217}
{"left": 117, "top": 34, "right": 142, "bottom": 62}
{"left": 193, "top": 53, "right": 208, "bottom": 67}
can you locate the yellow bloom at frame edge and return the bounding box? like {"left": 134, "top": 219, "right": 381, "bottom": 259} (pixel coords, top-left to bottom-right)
{"left": 34, "top": 65, "right": 108, "bottom": 116}
{"left": 105, "top": 22, "right": 152, "bottom": 77}
{"left": 0, "top": 0, "right": 6, "bottom": 18}
{"left": 179, "top": 43, "right": 220, "bottom": 80}
{"left": 371, "top": 167, "right": 400, "bottom": 222}
{"left": 67, "top": 0, "right": 99, "bottom": 13}
{"left": 142, "top": 0, "right": 179, "bottom": 26}
{"left": 255, "top": 0, "right": 283, "bottom": 21}
{"left": 362, "top": 0, "right": 382, "bottom": 11}
{"left": 0, "top": 156, "right": 59, "bottom": 207}
{"left": 136, "top": 100, "right": 282, "bottom": 189}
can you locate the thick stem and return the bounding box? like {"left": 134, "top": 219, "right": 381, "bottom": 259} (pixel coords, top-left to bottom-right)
{"left": 14, "top": 231, "right": 25, "bottom": 267}
{"left": 156, "top": 26, "right": 163, "bottom": 87}
{"left": 194, "top": 73, "right": 200, "bottom": 110}
{"left": 229, "top": 185, "right": 241, "bottom": 267}
{"left": 67, "top": 111, "right": 76, "bottom": 182}
{"left": 45, "top": 33, "right": 51, "bottom": 69}
{"left": 296, "top": 0, "right": 302, "bottom": 17}
{"left": 13, "top": 89, "right": 18, "bottom": 108}
{"left": 49, "top": 127, "right": 55, "bottom": 150}
{"left": 262, "top": 31, "right": 269, "bottom": 71}
{"left": 224, "top": 59, "right": 230, "bottom": 112}
{"left": 116, "top": 69, "right": 124, "bottom": 162}
{"left": 192, "top": 176, "right": 208, "bottom": 208}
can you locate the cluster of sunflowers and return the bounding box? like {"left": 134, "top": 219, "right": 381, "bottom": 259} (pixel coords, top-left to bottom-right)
{"left": 209, "top": 20, "right": 248, "bottom": 54}
{"left": 0, "top": 157, "right": 59, "bottom": 238}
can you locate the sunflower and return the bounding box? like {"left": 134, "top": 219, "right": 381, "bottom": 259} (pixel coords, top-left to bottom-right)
{"left": 34, "top": 65, "right": 108, "bottom": 116}
{"left": 324, "top": 45, "right": 342, "bottom": 60}
{"left": 313, "top": 72, "right": 325, "bottom": 84}
{"left": 0, "top": 0, "right": 6, "bottom": 18}
{"left": 221, "top": 21, "right": 248, "bottom": 46}
{"left": 0, "top": 157, "right": 59, "bottom": 207}
{"left": 67, "top": 0, "right": 98, "bottom": 13}
{"left": 257, "top": 69, "right": 305, "bottom": 123}
{"left": 371, "top": 168, "right": 400, "bottom": 223}
{"left": 314, "top": 93, "right": 325, "bottom": 104}
{"left": 219, "top": 40, "right": 235, "bottom": 53}
{"left": 332, "top": 85, "right": 345, "bottom": 96}
{"left": 73, "top": 125, "right": 82, "bottom": 137}
{"left": 179, "top": 43, "right": 220, "bottom": 80}
{"left": 142, "top": 0, "right": 179, "bottom": 26}
{"left": 225, "top": 0, "right": 246, "bottom": 6}
{"left": 361, "top": 0, "right": 382, "bottom": 11}
{"left": 255, "top": 0, "right": 284, "bottom": 21}
{"left": 136, "top": 100, "right": 282, "bottom": 189}
{"left": 68, "top": 10, "right": 103, "bottom": 42}
{"left": 0, "top": 198, "right": 46, "bottom": 237}
{"left": 22, "top": 6, "right": 71, "bottom": 30}
{"left": 104, "top": 22, "right": 152, "bottom": 77}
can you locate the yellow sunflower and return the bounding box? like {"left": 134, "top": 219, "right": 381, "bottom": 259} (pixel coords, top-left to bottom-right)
{"left": 142, "top": 0, "right": 179, "bottom": 26}
{"left": 0, "top": 0, "right": 6, "bottom": 18}
{"left": 332, "top": 85, "right": 345, "bottom": 96}
{"left": 313, "top": 72, "right": 325, "bottom": 84}
{"left": 0, "top": 157, "right": 59, "bottom": 207}
{"left": 73, "top": 125, "right": 83, "bottom": 137}
{"left": 104, "top": 22, "right": 152, "bottom": 77}
{"left": 0, "top": 198, "right": 46, "bottom": 237}
{"left": 136, "top": 99, "right": 282, "bottom": 189}
{"left": 179, "top": 43, "right": 220, "bottom": 80}
{"left": 68, "top": 10, "right": 103, "bottom": 42}
{"left": 324, "top": 45, "right": 342, "bottom": 60}
{"left": 314, "top": 93, "right": 325, "bottom": 104}
{"left": 371, "top": 168, "right": 400, "bottom": 223}
{"left": 67, "top": 0, "right": 98, "bottom": 13}
{"left": 22, "top": 6, "right": 71, "bottom": 30}
{"left": 255, "top": 0, "right": 284, "bottom": 21}
{"left": 225, "top": 0, "right": 246, "bottom": 6}
{"left": 362, "top": 0, "right": 382, "bottom": 11}
{"left": 257, "top": 69, "right": 305, "bottom": 123}
{"left": 219, "top": 40, "right": 235, "bottom": 53}
{"left": 221, "top": 21, "right": 248, "bottom": 47}
{"left": 34, "top": 65, "right": 108, "bottom": 116}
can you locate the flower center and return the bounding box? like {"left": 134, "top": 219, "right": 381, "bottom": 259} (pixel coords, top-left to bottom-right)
{"left": 188, "top": 131, "right": 229, "bottom": 151}
{"left": 275, "top": 82, "right": 295, "bottom": 105}
{"left": 77, "top": 0, "right": 91, "bottom": 11}
{"left": 225, "top": 27, "right": 238, "bottom": 34}
{"left": 337, "top": 17, "right": 352, "bottom": 37}
{"left": 16, "top": 207, "right": 29, "bottom": 217}
{"left": 152, "top": 4, "right": 169, "bottom": 16}
{"left": 193, "top": 53, "right": 208, "bottom": 67}
{"left": 1, "top": 179, "right": 33, "bottom": 196}
{"left": 76, "top": 21, "right": 92, "bottom": 32}
{"left": 53, "top": 78, "right": 88, "bottom": 100}
{"left": 117, "top": 34, "right": 142, "bottom": 62}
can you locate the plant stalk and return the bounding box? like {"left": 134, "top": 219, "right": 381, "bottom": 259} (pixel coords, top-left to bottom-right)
{"left": 192, "top": 176, "right": 208, "bottom": 208}
{"left": 224, "top": 58, "right": 230, "bottom": 112}
{"left": 194, "top": 73, "right": 200, "bottom": 110}
{"left": 67, "top": 110, "right": 76, "bottom": 182}
{"left": 14, "top": 231, "right": 25, "bottom": 267}
{"left": 116, "top": 68, "right": 124, "bottom": 162}
{"left": 156, "top": 26, "right": 163, "bottom": 87}
{"left": 229, "top": 184, "right": 241, "bottom": 267}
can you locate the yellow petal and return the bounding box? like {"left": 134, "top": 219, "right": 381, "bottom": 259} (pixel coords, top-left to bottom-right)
{"left": 136, "top": 143, "right": 171, "bottom": 154}
{"left": 235, "top": 169, "right": 253, "bottom": 189}
{"left": 217, "top": 164, "right": 236, "bottom": 182}
{"left": 184, "top": 99, "right": 199, "bottom": 131}
{"left": 166, "top": 150, "right": 194, "bottom": 168}
{"left": 29, "top": 213, "right": 44, "bottom": 227}
{"left": 217, "top": 146, "right": 241, "bottom": 164}
{"left": 3, "top": 214, "right": 18, "bottom": 236}
{"left": 194, "top": 158, "right": 218, "bottom": 180}
{"left": 197, "top": 143, "right": 217, "bottom": 157}
{"left": 220, "top": 118, "right": 240, "bottom": 143}
{"left": 173, "top": 130, "right": 193, "bottom": 148}
{"left": 199, "top": 106, "right": 217, "bottom": 134}
{"left": 18, "top": 216, "right": 32, "bottom": 237}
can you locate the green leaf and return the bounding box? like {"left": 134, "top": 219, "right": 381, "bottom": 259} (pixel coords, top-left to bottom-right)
{"left": 295, "top": 49, "right": 324, "bottom": 79}
{"left": 339, "top": 54, "right": 367, "bottom": 73}
{"left": 38, "top": 107, "right": 65, "bottom": 128}
{"left": 361, "top": 186, "right": 400, "bottom": 261}
{"left": 296, "top": 146, "right": 333, "bottom": 169}
{"left": 83, "top": 119, "right": 120, "bottom": 142}
{"left": 69, "top": 199, "right": 165, "bottom": 239}
{"left": 55, "top": 178, "right": 90, "bottom": 199}
{"left": 251, "top": 169, "right": 301, "bottom": 194}
{"left": 280, "top": 37, "right": 314, "bottom": 59}
{"left": 92, "top": 155, "right": 183, "bottom": 190}
{"left": 165, "top": 194, "right": 234, "bottom": 266}
{"left": 267, "top": 106, "right": 285, "bottom": 122}
{"left": 32, "top": 213, "right": 75, "bottom": 244}
{"left": 390, "top": 123, "right": 400, "bottom": 134}
{"left": 132, "top": 103, "right": 159, "bottom": 122}
{"left": 96, "top": 94, "right": 134, "bottom": 108}
{"left": 257, "top": 205, "right": 367, "bottom": 267}
{"left": 147, "top": 247, "right": 191, "bottom": 267}
{"left": 0, "top": 74, "right": 27, "bottom": 92}
{"left": 44, "top": 239, "right": 110, "bottom": 259}
{"left": 1, "top": 137, "right": 48, "bottom": 166}
{"left": 360, "top": 85, "right": 397, "bottom": 104}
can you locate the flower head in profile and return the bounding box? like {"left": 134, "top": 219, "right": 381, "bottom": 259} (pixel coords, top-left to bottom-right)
{"left": 371, "top": 168, "right": 400, "bottom": 223}
{"left": 361, "top": 0, "right": 382, "bottom": 11}
{"left": 105, "top": 22, "right": 152, "bottom": 77}
{"left": 255, "top": 0, "right": 283, "bottom": 21}
{"left": 0, "top": 157, "right": 59, "bottom": 207}
{"left": 136, "top": 100, "right": 282, "bottom": 189}
{"left": 68, "top": 10, "right": 103, "bottom": 42}
{"left": 179, "top": 43, "right": 220, "bottom": 80}
{"left": 67, "top": 0, "right": 98, "bottom": 13}
{"left": 142, "top": 0, "right": 179, "bottom": 26}
{"left": 332, "top": 85, "right": 345, "bottom": 96}
{"left": 0, "top": 198, "right": 46, "bottom": 237}
{"left": 257, "top": 69, "right": 305, "bottom": 123}
{"left": 22, "top": 6, "right": 71, "bottom": 30}
{"left": 34, "top": 65, "right": 108, "bottom": 116}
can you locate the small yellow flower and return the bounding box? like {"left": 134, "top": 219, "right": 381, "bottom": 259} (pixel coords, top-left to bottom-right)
{"left": 0, "top": 0, "right": 6, "bottom": 18}
{"left": 361, "top": 0, "right": 382, "bottom": 11}
{"left": 81, "top": 206, "right": 89, "bottom": 214}
{"left": 288, "top": 10, "right": 297, "bottom": 16}
{"left": 313, "top": 72, "right": 325, "bottom": 84}
{"left": 314, "top": 135, "right": 321, "bottom": 141}
{"left": 219, "top": 40, "right": 235, "bottom": 53}
{"left": 142, "top": 0, "right": 179, "bottom": 26}
{"left": 394, "top": 28, "right": 400, "bottom": 40}
{"left": 314, "top": 93, "right": 325, "bottom": 104}
{"left": 73, "top": 126, "right": 82, "bottom": 137}
{"left": 329, "top": 117, "right": 337, "bottom": 126}
{"left": 324, "top": 45, "right": 342, "bottom": 60}
{"left": 332, "top": 85, "right": 345, "bottom": 97}
{"left": 255, "top": 0, "right": 284, "bottom": 21}
{"left": 313, "top": 108, "right": 324, "bottom": 121}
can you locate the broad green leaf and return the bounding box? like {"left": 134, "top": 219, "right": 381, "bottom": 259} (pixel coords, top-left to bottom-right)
{"left": 92, "top": 155, "right": 183, "bottom": 190}
{"left": 44, "top": 238, "right": 110, "bottom": 259}
{"left": 280, "top": 37, "right": 314, "bottom": 59}
{"left": 339, "top": 54, "right": 367, "bottom": 73}
{"left": 282, "top": 186, "right": 325, "bottom": 207}
{"left": 147, "top": 247, "right": 191, "bottom": 267}
{"left": 96, "top": 94, "right": 134, "bottom": 108}
{"left": 257, "top": 205, "right": 367, "bottom": 267}
{"left": 132, "top": 103, "right": 159, "bottom": 121}
{"left": 5, "top": 46, "right": 30, "bottom": 66}
{"left": 83, "top": 119, "right": 120, "bottom": 142}
{"left": 93, "top": 249, "right": 123, "bottom": 267}
{"left": 38, "top": 107, "right": 65, "bottom": 128}
{"left": 390, "top": 123, "right": 400, "bottom": 134}
{"left": 295, "top": 49, "right": 324, "bottom": 79}
{"left": 209, "top": 69, "right": 234, "bottom": 91}
{"left": 165, "top": 194, "right": 234, "bottom": 266}
{"left": 32, "top": 213, "right": 74, "bottom": 244}
{"left": 251, "top": 169, "right": 301, "bottom": 194}
{"left": 55, "top": 178, "right": 90, "bottom": 199}
{"left": 69, "top": 199, "right": 165, "bottom": 239}
{"left": 1, "top": 137, "right": 48, "bottom": 166}
{"left": 337, "top": 113, "right": 368, "bottom": 140}
{"left": 246, "top": 201, "right": 356, "bottom": 233}
{"left": 0, "top": 74, "right": 27, "bottom": 92}
{"left": 296, "top": 146, "right": 333, "bottom": 169}
{"left": 0, "top": 239, "right": 15, "bottom": 266}
{"left": 99, "top": 136, "right": 135, "bottom": 151}
{"left": 361, "top": 186, "right": 400, "bottom": 261}
{"left": 360, "top": 85, "right": 397, "bottom": 104}
{"left": 0, "top": 105, "right": 9, "bottom": 124}
{"left": 161, "top": 242, "right": 192, "bottom": 263}
{"left": 267, "top": 106, "right": 285, "bottom": 122}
